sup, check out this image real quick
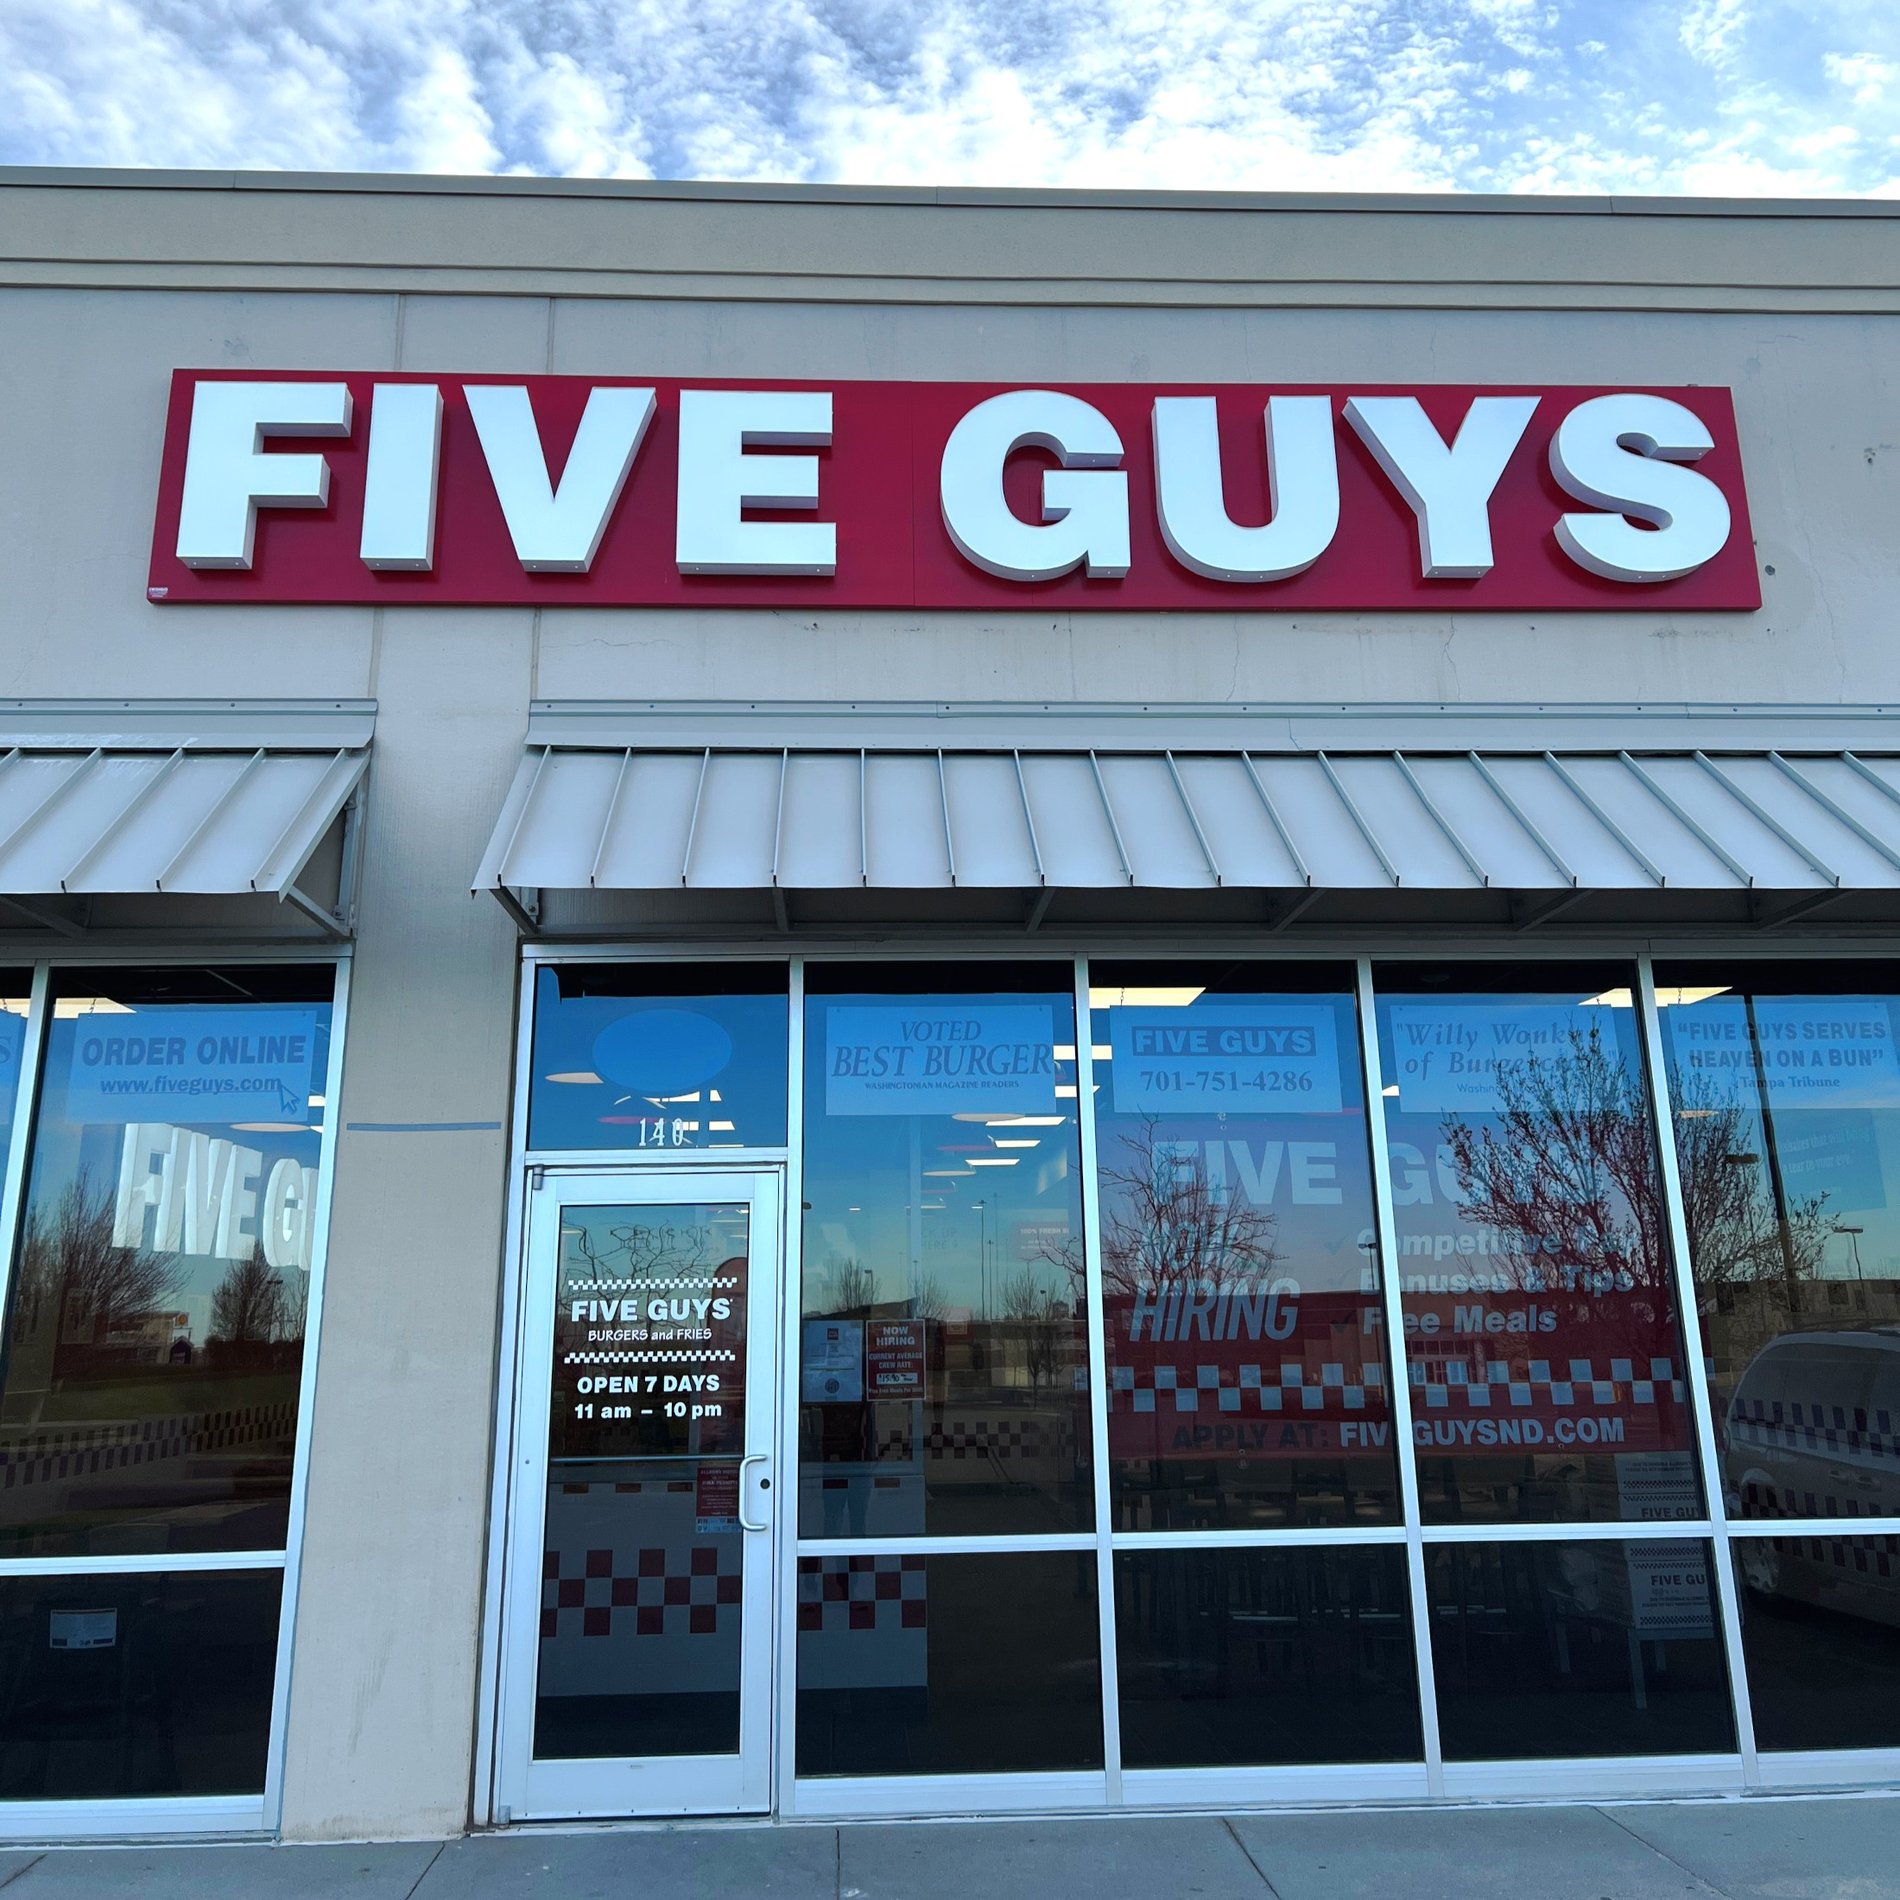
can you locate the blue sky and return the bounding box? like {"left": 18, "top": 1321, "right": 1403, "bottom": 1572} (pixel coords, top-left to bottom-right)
{"left": 2, "top": 0, "right": 1896, "bottom": 195}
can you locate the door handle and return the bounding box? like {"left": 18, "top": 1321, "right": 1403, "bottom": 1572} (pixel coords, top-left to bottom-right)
{"left": 738, "top": 1454, "right": 771, "bottom": 1532}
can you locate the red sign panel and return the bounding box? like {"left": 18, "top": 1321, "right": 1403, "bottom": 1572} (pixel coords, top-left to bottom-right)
{"left": 1106, "top": 1287, "right": 1695, "bottom": 1481}
{"left": 146, "top": 371, "right": 1760, "bottom": 612}
{"left": 865, "top": 1320, "right": 928, "bottom": 1401}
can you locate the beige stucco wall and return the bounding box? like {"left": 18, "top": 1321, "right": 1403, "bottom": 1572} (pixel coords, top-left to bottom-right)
{"left": 0, "top": 170, "right": 1896, "bottom": 1838}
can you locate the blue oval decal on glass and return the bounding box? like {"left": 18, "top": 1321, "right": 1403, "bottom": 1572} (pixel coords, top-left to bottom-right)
{"left": 592, "top": 1009, "right": 733, "bottom": 1097}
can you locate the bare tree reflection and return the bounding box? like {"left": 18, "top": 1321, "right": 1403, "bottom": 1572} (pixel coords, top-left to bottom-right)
{"left": 1670, "top": 1070, "right": 1832, "bottom": 1291}
{"left": 999, "top": 1263, "right": 1068, "bottom": 1395}
{"left": 572, "top": 1219, "right": 717, "bottom": 1281}
{"left": 1087, "top": 1121, "right": 1281, "bottom": 1300}
{"left": 10, "top": 1174, "right": 180, "bottom": 1357}
{"left": 1440, "top": 1022, "right": 1669, "bottom": 1304}
{"left": 210, "top": 1254, "right": 285, "bottom": 1345}
{"left": 814, "top": 1252, "right": 877, "bottom": 1317}
{"left": 1439, "top": 1023, "right": 1833, "bottom": 1322}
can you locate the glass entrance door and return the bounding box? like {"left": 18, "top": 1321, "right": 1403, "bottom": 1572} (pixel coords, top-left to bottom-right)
{"left": 497, "top": 1169, "right": 782, "bottom": 1818}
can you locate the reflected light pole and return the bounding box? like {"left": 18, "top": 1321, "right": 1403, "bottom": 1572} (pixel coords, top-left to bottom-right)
{"left": 972, "top": 1199, "right": 991, "bottom": 1318}
{"left": 1835, "top": 1223, "right": 1866, "bottom": 1283}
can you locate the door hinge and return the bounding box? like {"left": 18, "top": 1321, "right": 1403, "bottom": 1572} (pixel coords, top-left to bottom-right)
{"left": 530, "top": 1165, "right": 547, "bottom": 1191}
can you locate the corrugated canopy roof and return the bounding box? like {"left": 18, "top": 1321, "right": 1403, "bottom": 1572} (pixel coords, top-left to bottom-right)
{"left": 0, "top": 701, "right": 372, "bottom": 938}
{"left": 476, "top": 703, "right": 1900, "bottom": 935}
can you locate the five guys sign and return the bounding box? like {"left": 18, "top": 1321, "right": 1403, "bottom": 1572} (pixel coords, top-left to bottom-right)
{"left": 146, "top": 372, "right": 1759, "bottom": 611}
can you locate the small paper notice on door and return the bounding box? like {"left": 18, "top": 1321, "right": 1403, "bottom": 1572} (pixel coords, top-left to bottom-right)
{"left": 695, "top": 1461, "right": 741, "bottom": 1533}
{"left": 802, "top": 1319, "right": 863, "bottom": 1403}
{"left": 49, "top": 1608, "right": 117, "bottom": 1651}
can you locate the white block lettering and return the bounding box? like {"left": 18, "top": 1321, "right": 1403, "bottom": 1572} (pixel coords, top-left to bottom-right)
{"left": 940, "top": 390, "right": 1130, "bottom": 582}
{"left": 465, "top": 383, "right": 655, "bottom": 573}
{"left": 175, "top": 380, "right": 353, "bottom": 570}
{"left": 1344, "top": 394, "right": 1539, "bottom": 578}
{"left": 360, "top": 383, "right": 444, "bottom": 571}
{"left": 675, "top": 389, "right": 836, "bottom": 575}
{"left": 1152, "top": 395, "right": 1339, "bottom": 581}
{"left": 1550, "top": 393, "right": 1732, "bottom": 583}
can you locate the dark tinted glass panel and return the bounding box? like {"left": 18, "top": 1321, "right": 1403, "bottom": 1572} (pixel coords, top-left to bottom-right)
{"left": 1733, "top": 1535, "right": 1900, "bottom": 1752}
{"left": 529, "top": 964, "right": 788, "bottom": 1152}
{"left": 1091, "top": 963, "right": 1399, "bottom": 1531}
{"left": 0, "top": 967, "right": 334, "bottom": 1558}
{"left": 1425, "top": 1538, "right": 1734, "bottom": 1759}
{"left": 1655, "top": 963, "right": 1900, "bottom": 1525}
{"left": 799, "top": 964, "right": 1090, "bottom": 1538}
{"left": 0, "top": 1569, "right": 281, "bottom": 1797}
{"left": 1373, "top": 963, "right": 1702, "bottom": 1525}
{"left": 1115, "top": 1545, "right": 1420, "bottom": 1767}
{"left": 795, "top": 1551, "right": 1102, "bottom": 1776}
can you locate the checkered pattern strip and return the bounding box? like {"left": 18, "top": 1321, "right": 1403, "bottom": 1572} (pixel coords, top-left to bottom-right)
{"left": 1413, "top": 1356, "right": 1685, "bottom": 1412}
{"left": 541, "top": 1541, "right": 742, "bottom": 1639}
{"left": 0, "top": 1403, "right": 296, "bottom": 1492}
{"left": 1754, "top": 1532, "right": 1900, "bottom": 1578}
{"left": 1739, "top": 1475, "right": 1898, "bottom": 1520}
{"left": 796, "top": 1554, "right": 927, "bottom": 1633}
{"left": 874, "top": 1419, "right": 1069, "bottom": 1460}
{"left": 1731, "top": 1397, "right": 1898, "bottom": 1465}
{"left": 1111, "top": 1361, "right": 1385, "bottom": 1414}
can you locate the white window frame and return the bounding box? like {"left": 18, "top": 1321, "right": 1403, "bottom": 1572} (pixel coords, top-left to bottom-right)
{"left": 477, "top": 935, "right": 1900, "bottom": 1824}
{"left": 0, "top": 947, "right": 349, "bottom": 1843}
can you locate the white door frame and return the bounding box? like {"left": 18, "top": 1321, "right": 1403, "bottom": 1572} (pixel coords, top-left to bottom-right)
{"left": 494, "top": 1164, "right": 784, "bottom": 1819}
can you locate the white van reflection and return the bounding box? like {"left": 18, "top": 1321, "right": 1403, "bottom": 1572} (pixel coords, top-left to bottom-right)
{"left": 1725, "top": 1328, "right": 1900, "bottom": 1627}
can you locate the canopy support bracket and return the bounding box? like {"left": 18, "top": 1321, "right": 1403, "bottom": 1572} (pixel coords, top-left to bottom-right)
{"left": 276, "top": 784, "right": 366, "bottom": 941}
{"left": 1754, "top": 889, "right": 1845, "bottom": 931}
{"left": 279, "top": 880, "right": 351, "bottom": 942}
{"left": 1264, "top": 889, "right": 1322, "bottom": 931}
{"left": 0, "top": 893, "right": 88, "bottom": 937}
{"left": 1510, "top": 890, "right": 1588, "bottom": 930}
{"left": 492, "top": 885, "right": 542, "bottom": 934}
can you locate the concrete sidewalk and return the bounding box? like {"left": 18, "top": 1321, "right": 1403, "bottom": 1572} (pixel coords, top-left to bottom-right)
{"left": 0, "top": 1794, "right": 1894, "bottom": 1899}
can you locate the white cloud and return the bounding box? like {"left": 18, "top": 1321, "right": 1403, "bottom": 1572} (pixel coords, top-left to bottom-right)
{"left": 0, "top": 0, "right": 1894, "bottom": 198}
{"left": 1824, "top": 50, "right": 1895, "bottom": 106}
{"left": 1680, "top": 0, "right": 1749, "bottom": 70}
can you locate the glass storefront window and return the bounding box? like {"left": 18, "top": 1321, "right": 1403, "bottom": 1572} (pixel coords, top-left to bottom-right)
{"left": 0, "top": 1569, "right": 283, "bottom": 1798}
{"left": 1425, "top": 1538, "right": 1735, "bottom": 1760}
{"left": 511, "top": 950, "right": 1900, "bottom": 1797}
{"left": 1089, "top": 963, "right": 1400, "bottom": 1530}
{"left": 1654, "top": 962, "right": 1900, "bottom": 1526}
{"left": 1373, "top": 963, "right": 1702, "bottom": 1526}
{"left": 795, "top": 1551, "right": 1103, "bottom": 1776}
{"left": 0, "top": 973, "right": 33, "bottom": 1163}
{"left": 1731, "top": 1535, "right": 1900, "bottom": 1752}
{"left": 0, "top": 966, "right": 334, "bottom": 1558}
{"left": 529, "top": 964, "right": 788, "bottom": 1153}
{"left": 1114, "top": 1545, "right": 1420, "bottom": 1768}
{"left": 799, "top": 963, "right": 1089, "bottom": 1538}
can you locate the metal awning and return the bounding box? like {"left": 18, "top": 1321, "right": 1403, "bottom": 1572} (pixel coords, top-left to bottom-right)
{"left": 476, "top": 702, "right": 1900, "bottom": 935}
{"left": 0, "top": 701, "right": 373, "bottom": 938}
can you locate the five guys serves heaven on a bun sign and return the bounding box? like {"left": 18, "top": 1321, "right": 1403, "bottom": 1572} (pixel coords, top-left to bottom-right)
{"left": 146, "top": 373, "right": 1759, "bottom": 611}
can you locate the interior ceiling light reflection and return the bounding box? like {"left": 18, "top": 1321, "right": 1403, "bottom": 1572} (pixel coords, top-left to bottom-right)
{"left": 1087, "top": 987, "right": 1206, "bottom": 1008}
{"left": 1577, "top": 985, "right": 1730, "bottom": 1009}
